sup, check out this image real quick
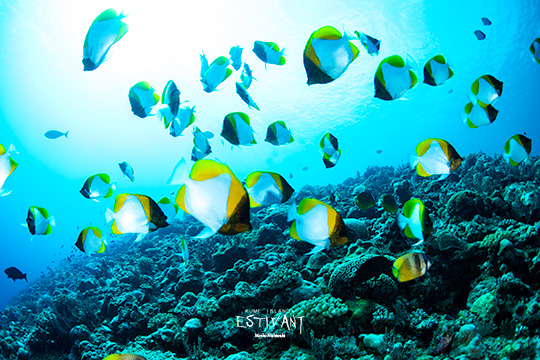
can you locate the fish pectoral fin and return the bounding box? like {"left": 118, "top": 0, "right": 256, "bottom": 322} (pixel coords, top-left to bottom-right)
{"left": 306, "top": 245, "right": 326, "bottom": 255}
{"left": 0, "top": 189, "right": 12, "bottom": 197}
{"left": 134, "top": 233, "right": 147, "bottom": 242}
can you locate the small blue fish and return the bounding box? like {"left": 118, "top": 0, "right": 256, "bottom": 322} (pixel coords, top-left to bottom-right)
{"left": 229, "top": 45, "right": 243, "bottom": 71}
{"left": 474, "top": 30, "right": 486, "bottom": 40}
{"left": 235, "top": 83, "right": 260, "bottom": 111}
{"left": 118, "top": 161, "right": 135, "bottom": 182}
{"left": 481, "top": 17, "right": 492, "bottom": 26}
{"left": 44, "top": 130, "right": 69, "bottom": 139}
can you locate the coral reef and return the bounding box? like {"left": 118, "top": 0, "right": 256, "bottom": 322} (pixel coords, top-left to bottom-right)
{"left": 1, "top": 153, "right": 540, "bottom": 359}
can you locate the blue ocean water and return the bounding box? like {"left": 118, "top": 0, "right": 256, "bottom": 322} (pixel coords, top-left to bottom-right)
{"left": 0, "top": 0, "right": 539, "bottom": 311}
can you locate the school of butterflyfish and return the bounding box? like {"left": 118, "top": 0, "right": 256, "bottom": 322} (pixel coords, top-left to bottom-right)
{"left": 3, "top": 9, "right": 538, "bottom": 316}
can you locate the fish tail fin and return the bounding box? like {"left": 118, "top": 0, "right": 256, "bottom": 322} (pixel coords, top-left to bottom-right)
{"left": 306, "top": 245, "right": 326, "bottom": 255}
{"left": 397, "top": 212, "right": 407, "bottom": 231}
{"left": 287, "top": 203, "right": 297, "bottom": 222}
{"left": 64, "top": 131, "right": 69, "bottom": 138}
{"left": 135, "top": 233, "right": 146, "bottom": 242}
{"left": 194, "top": 226, "right": 218, "bottom": 239}
{"left": 409, "top": 154, "right": 419, "bottom": 168}
{"left": 105, "top": 208, "right": 115, "bottom": 223}
{"left": 24, "top": 273, "right": 28, "bottom": 282}
{"left": 437, "top": 173, "right": 449, "bottom": 181}
{"left": 405, "top": 53, "right": 419, "bottom": 71}
{"left": 111, "top": 181, "right": 117, "bottom": 191}
{"left": 8, "top": 144, "right": 17, "bottom": 155}
{"left": 166, "top": 158, "right": 188, "bottom": 185}
{"left": 0, "top": 189, "right": 12, "bottom": 197}
{"left": 49, "top": 216, "right": 56, "bottom": 227}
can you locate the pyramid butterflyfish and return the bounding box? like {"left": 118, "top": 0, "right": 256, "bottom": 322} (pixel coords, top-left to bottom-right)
{"left": 221, "top": 112, "right": 256, "bottom": 146}
{"left": 423, "top": 55, "right": 454, "bottom": 86}
{"left": 409, "top": 138, "right": 462, "bottom": 180}
{"left": 157, "top": 196, "right": 179, "bottom": 225}
{"left": 320, "top": 133, "right": 341, "bottom": 168}
{"left": 26, "top": 206, "right": 55, "bottom": 236}
{"left": 80, "top": 173, "right": 115, "bottom": 201}
{"left": 397, "top": 198, "right": 433, "bottom": 246}
{"left": 503, "top": 134, "right": 532, "bottom": 166}
{"left": 374, "top": 55, "right": 418, "bottom": 100}
{"left": 354, "top": 30, "right": 380, "bottom": 56}
{"left": 236, "top": 83, "right": 260, "bottom": 111}
{"left": 303, "top": 26, "right": 359, "bottom": 85}
{"left": 167, "top": 158, "right": 252, "bottom": 238}
{"left": 530, "top": 38, "right": 540, "bottom": 65}
{"left": 200, "top": 53, "right": 233, "bottom": 93}
{"left": 287, "top": 198, "right": 349, "bottom": 254}
{"left": 168, "top": 106, "right": 196, "bottom": 137}
{"left": 191, "top": 127, "right": 213, "bottom": 161}
{"left": 118, "top": 161, "right": 134, "bottom": 182}
{"left": 75, "top": 227, "right": 106, "bottom": 254}
{"left": 128, "top": 81, "right": 160, "bottom": 118}
{"left": 462, "top": 99, "right": 498, "bottom": 128}
{"left": 82, "top": 9, "right": 128, "bottom": 71}
{"left": 265, "top": 121, "right": 294, "bottom": 146}
{"left": 240, "top": 63, "right": 256, "bottom": 89}
{"left": 392, "top": 252, "right": 431, "bottom": 282}
{"left": 229, "top": 45, "right": 243, "bottom": 71}
{"left": 245, "top": 171, "right": 294, "bottom": 208}
{"left": 470, "top": 75, "right": 503, "bottom": 108}
{"left": 105, "top": 194, "right": 168, "bottom": 239}
{"left": 252, "top": 41, "right": 286, "bottom": 67}
{"left": 0, "top": 143, "right": 18, "bottom": 197}
{"left": 355, "top": 191, "right": 375, "bottom": 210}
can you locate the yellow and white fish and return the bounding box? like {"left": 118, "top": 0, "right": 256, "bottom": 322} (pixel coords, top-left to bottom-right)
{"left": 354, "top": 30, "right": 380, "bottom": 56}
{"left": 397, "top": 199, "right": 433, "bottom": 245}
{"left": 157, "top": 196, "right": 179, "bottom": 225}
{"left": 245, "top": 171, "right": 294, "bottom": 207}
{"left": 252, "top": 41, "right": 286, "bottom": 67}
{"left": 287, "top": 198, "right": 349, "bottom": 254}
{"left": 105, "top": 194, "right": 168, "bottom": 241}
{"left": 221, "top": 112, "right": 256, "bottom": 146}
{"left": 168, "top": 106, "right": 196, "bottom": 137}
{"left": 409, "top": 138, "right": 463, "bottom": 180}
{"left": 462, "top": 97, "right": 498, "bottom": 128}
{"left": 392, "top": 252, "right": 431, "bottom": 282}
{"left": 470, "top": 75, "right": 503, "bottom": 107}
{"left": 0, "top": 144, "right": 18, "bottom": 197}
{"left": 374, "top": 55, "right": 418, "bottom": 100}
{"left": 167, "top": 158, "right": 251, "bottom": 238}
{"left": 26, "top": 206, "right": 55, "bottom": 238}
{"left": 191, "top": 127, "right": 213, "bottom": 161}
{"left": 128, "top": 81, "right": 160, "bottom": 118}
{"left": 75, "top": 227, "right": 106, "bottom": 254}
{"left": 82, "top": 9, "right": 128, "bottom": 71}
{"left": 423, "top": 55, "right": 454, "bottom": 86}
{"left": 80, "top": 173, "right": 115, "bottom": 201}
{"left": 200, "top": 54, "right": 233, "bottom": 93}
{"left": 320, "top": 133, "right": 341, "bottom": 168}
{"left": 265, "top": 121, "right": 294, "bottom": 146}
{"left": 303, "top": 26, "right": 359, "bottom": 85}
{"left": 503, "top": 134, "right": 532, "bottom": 166}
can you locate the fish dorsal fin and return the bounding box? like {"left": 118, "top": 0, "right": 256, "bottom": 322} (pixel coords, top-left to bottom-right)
{"left": 39, "top": 207, "right": 49, "bottom": 219}
{"left": 0, "top": 144, "right": 5, "bottom": 155}
{"left": 190, "top": 159, "right": 229, "bottom": 181}
{"left": 386, "top": 55, "right": 405, "bottom": 68}
{"left": 98, "top": 173, "right": 111, "bottom": 184}
{"left": 113, "top": 194, "right": 128, "bottom": 213}
{"left": 298, "top": 198, "right": 324, "bottom": 215}
{"left": 315, "top": 26, "right": 343, "bottom": 40}
{"left": 95, "top": 9, "right": 119, "bottom": 22}
{"left": 416, "top": 138, "right": 437, "bottom": 156}
{"left": 245, "top": 171, "right": 263, "bottom": 188}
{"left": 91, "top": 227, "right": 102, "bottom": 238}
{"left": 403, "top": 199, "right": 422, "bottom": 219}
